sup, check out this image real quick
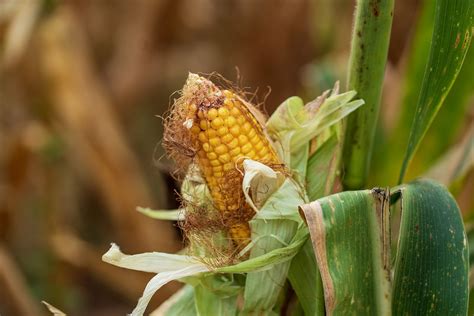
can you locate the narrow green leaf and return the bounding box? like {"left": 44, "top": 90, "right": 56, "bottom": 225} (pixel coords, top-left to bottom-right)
{"left": 392, "top": 179, "right": 469, "bottom": 315}
{"left": 137, "top": 207, "right": 185, "bottom": 221}
{"left": 342, "top": 0, "right": 394, "bottom": 189}
{"left": 425, "top": 123, "right": 474, "bottom": 186}
{"left": 371, "top": 0, "right": 474, "bottom": 187}
{"left": 299, "top": 189, "right": 391, "bottom": 315}
{"left": 399, "top": 0, "right": 473, "bottom": 183}
{"left": 288, "top": 237, "right": 325, "bottom": 316}
{"left": 215, "top": 228, "right": 308, "bottom": 274}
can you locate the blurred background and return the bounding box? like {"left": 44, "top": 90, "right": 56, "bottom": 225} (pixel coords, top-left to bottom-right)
{"left": 0, "top": 0, "right": 472, "bottom": 315}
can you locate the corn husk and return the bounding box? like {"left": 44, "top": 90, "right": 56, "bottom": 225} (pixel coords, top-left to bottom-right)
{"left": 102, "top": 77, "right": 363, "bottom": 315}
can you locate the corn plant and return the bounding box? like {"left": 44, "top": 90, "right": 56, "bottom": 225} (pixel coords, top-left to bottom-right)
{"left": 102, "top": 0, "right": 473, "bottom": 315}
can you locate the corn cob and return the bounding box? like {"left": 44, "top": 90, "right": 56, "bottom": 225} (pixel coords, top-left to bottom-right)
{"left": 178, "top": 74, "right": 281, "bottom": 248}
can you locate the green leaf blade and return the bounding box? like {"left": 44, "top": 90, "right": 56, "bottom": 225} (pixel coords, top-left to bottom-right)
{"left": 399, "top": 0, "right": 473, "bottom": 183}
{"left": 287, "top": 238, "right": 325, "bottom": 316}
{"left": 300, "top": 190, "right": 391, "bottom": 315}
{"left": 392, "top": 179, "right": 469, "bottom": 315}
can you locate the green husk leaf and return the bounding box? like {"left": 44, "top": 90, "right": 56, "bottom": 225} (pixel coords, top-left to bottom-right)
{"left": 137, "top": 207, "right": 185, "bottom": 221}
{"left": 240, "top": 160, "right": 304, "bottom": 314}
{"left": 267, "top": 88, "right": 363, "bottom": 179}
{"left": 194, "top": 282, "right": 238, "bottom": 316}
{"left": 267, "top": 91, "right": 363, "bottom": 152}
{"left": 136, "top": 266, "right": 209, "bottom": 316}
{"left": 243, "top": 219, "right": 298, "bottom": 314}
{"left": 306, "top": 134, "right": 339, "bottom": 201}
{"left": 299, "top": 189, "right": 391, "bottom": 315}
{"left": 253, "top": 178, "right": 307, "bottom": 222}
{"left": 242, "top": 160, "right": 285, "bottom": 213}
{"left": 216, "top": 228, "right": 308, "bottom": 274}
{"left": 287, "top": 237, "right": 325, "bottom": 316}
{"left": 287, "top": 133, "right": 340, "bottom": 316}
{"left": 102, "top": 243, "right": 205, "bottom": 273}
{"left": 399, "top": 0, "right": 473, "bottom": 183}
{"left": 392, "top": 179, "right": 469, "bottom": 314}
{"left": 158, "top": 285, "right": 196, "bottom": 316}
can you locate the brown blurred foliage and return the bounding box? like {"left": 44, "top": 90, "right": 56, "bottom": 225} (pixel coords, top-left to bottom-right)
{"left": 0, "top": 0, "right": 424, "bottom": 314}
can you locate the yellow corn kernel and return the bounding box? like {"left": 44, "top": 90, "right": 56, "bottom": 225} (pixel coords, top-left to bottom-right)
{"left": 206, "top": 129, "right": 217, "bottom": 138}
{"left": 226, "top": 116, "right": 237, "bottom": 127}
{"left": 223, "top": 162, "right": 233, "bottom": 171}
{"left": 238, "top": 135, "right": 248, "bottom": 145}
{"left": 242, "top": 122, "right": 252, "bottom": 133}
{"left": 246, "top": 150, "right": 256, "bottom": 158}
{"left": 259, "top": 147, "right": 269, "bottom": 155}
{"left": 229, "top": 125, "right": 240, "bottom": 136}
{"left": 211, "top": 117, "right": 224, "bottom": 129}
{"left": 217, "top": 126, "right": 228, "bottom": 136}
{"left": 227, "top": 138, "right": 239, "bottom": 149}
{"left": 212, "top": 165, "right": 223, "bottom": 172}
{"left": 207, "top": 152, "right": 217, "bottom": 160}
{"left": 250, "top": 135, "right": 260, "bottom": 145}
{"left": 215, "top": 144, "right": 228, "bottom": 155}
{"left": 241, "top": 143, "right": 252, "bottom": 154}
{"left": 247, "top": 128, "right": 256, "bottom": 139}
{"left": 218, "top": 107, "right": 229, "bottom": 118}
{"left": 207, "top": 108, "right": 218, "bottom": 120}
{"left": 198, "top": 132, "right": 207, "bottom": 143}
{"left": 209, "top": 137, "right": 221, "bottom": 147}
{"left": 222, "top": 134, "right": 233, "bottom": 143}
{"left": 210, "top": 159, "right": 221, "bottom": 167}
{"left": 254, "top": 141, "right": 264, "bottom": 152}
{"left": 190, "top": 125, "right": 201, "bottom": 134}
{"left": 229, "top": 147, "right": 241, "bottom": 157}
{"left": 230, "top": 107, "right": 240, "bottom": 117}
{"left": 223, "top": 90, "right": 233, "bottom": 98}
{"left": 218, "top": 153, "right": 231, "bottom": 163}
{"left": 200, "top": 120, "right": 208, "bottom": 130}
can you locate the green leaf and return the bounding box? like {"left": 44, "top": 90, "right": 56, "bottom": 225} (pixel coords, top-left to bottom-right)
{"left": 137, "top": 207, "right": 185, "bottom": 221}
{"left": 299, "top": 189, "right": 391, "bottom": 315}
{"left": 253, "top": 178, "right": 306, "bottom": 222}
{"left": 306, "top": 134, "right": 339, "bottom": 201}
{"left": 392, "top": 179, "right": 469, "bottom": 315}
{"left": 370, "top": 0, "right": 474, "bottom": 187}
{"left": 243, "top": 219, "right": 298, "bottom": 314}
{"left": 287, "top": 237, "right": 325, "bottom": 316}
{"left": 425, "top": 123, "right": 474, "bottom": 186}
{"left": 342, "top": 0, "right": 394, "bottom": 189}
{"left": 215, "top": 228, "right": 308, "bottom": 274}
{"left": 194, "top": 282, "right": 238, "bottom": 316}
{"left": 163, "top": 285, "right": 197, "bottom": 316}
{"left": 267, "top": 89, "right": 363, "bottom": 179}
{"left": 398, "top": 0, "right": 473, "bottom": 183}
{"left": 287, "top": 133, "right": 339, "bottom": 315}
{"left": 237, "top": 160, "right": 306, "bottom": 314}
